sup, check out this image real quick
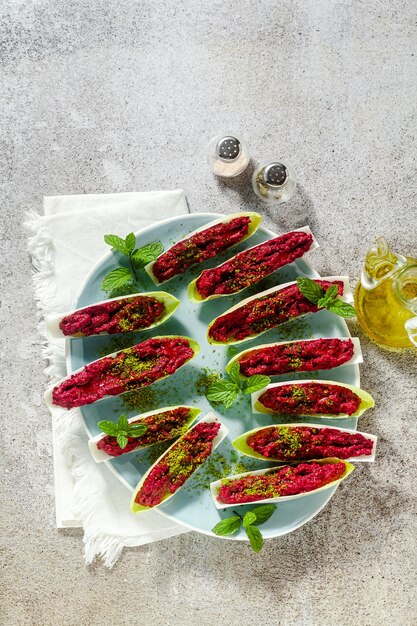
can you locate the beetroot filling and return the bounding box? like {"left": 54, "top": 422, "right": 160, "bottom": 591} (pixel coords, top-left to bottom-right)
{"left": 258, "top": 382, "right": 361, "bottom": 416}
{"left": 208, "top": 280, "right": 344, "bottom": 343}
{"left": 52, "top": 337, "right": 195, "bottom": 409}
{"left": 152, "top": 216, "right": 251, "bottom": 282}
{"left": 196, "top": 231, "right": 313, "bottom": 298}
{"left": 238, "top": 338, "right": 354, "bottom": 376}
{"left": 135, "top": 422, "right": 220, "bottom": 507}
{"left": 97, "top": 407, "right": 192, "bottom": 457}
{"left": 59, "top": 296, "right": 165, "bottom": 336}
{"left": 246, "top": 426, "right": 373, "bottom": 460}
{"left": 217, "top": 461, "right": 346, "bottom": 504}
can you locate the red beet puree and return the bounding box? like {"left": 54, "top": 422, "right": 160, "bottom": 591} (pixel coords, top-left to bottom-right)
{"left": 196, "top": 231, "right": 313, "bottom": 298}
{"left": 217, "top": 461, "right": 346, "bottom": 504}
{"left": 238, "top": 338, "right": 354, "bottom": 376}
{"left": 135, "top": 421, "right": 220, "bottom": 507}
{"left": 52, "top": 337, "right": 195, "bottom": 409}
{"left": 258, "top": 382, "right": 361, "bottom": 416}
{"left": 247, "top": 426, "right": 373, "bottom": 460}
{"left": 97, "top": 407, "right": 192, "bottom": 456}
{"left": 152, "top": 216, "right": 251, "bottom": 282}
{"left": 208, "top": 280, "right": 343, "bottom": 343}
{"left": 59, "top": 296, "right": 165, "bottom": 336}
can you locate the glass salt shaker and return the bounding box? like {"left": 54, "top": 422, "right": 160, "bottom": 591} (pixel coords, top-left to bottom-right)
{"left": 252, "top": 160, "right": 297, "bottom": 203}
{"left": 207, "top": 133, "right": 250, "bottom": 177}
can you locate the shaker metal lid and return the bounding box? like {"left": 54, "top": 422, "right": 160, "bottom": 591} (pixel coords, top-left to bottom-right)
{"left": 216, "top": 136, "right": 241, "bottom": 162}
{"left": 263, "top": 162, "right": 288, "bottom": 187}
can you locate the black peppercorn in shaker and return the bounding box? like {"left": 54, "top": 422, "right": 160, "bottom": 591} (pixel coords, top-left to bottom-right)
{"left": 252, "top": 160, "right": 297, "bottom": 203}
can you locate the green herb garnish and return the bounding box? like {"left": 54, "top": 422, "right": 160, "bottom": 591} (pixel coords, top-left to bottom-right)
{"left": 97, "top": 414, "right": 148, "bottom": 450}
{"left": 211, "top": 504, "right": 276, "bottom": 552}
{"left": 206, "top": 363, "right": 270, "bottom": 409}
{"left": 100, "top": 232, "right": 163, "bottom": 296}
{"left": 296, "top": 277, "right": 356, "bottom": 318}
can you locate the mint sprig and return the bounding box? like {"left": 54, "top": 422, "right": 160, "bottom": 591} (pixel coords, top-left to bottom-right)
{"left": 100, "top": 232, "right": 163, "bottom": 297}
{"left": 100, "top": 267, "right": 133, "bottom": 292}
{"left": 296, "top": 277, "right": 356, "bottom": 318}
{"left": 205, "top": 363, "right": 270, "bottom": 409}
{"left": 97, "top": 414, "right": 148, "bottom": 450}
{"left": 212, "top": 504, "right": 276, "bottom": 552}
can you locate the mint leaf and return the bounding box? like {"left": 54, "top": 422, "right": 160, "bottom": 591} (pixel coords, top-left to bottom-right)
{"left": 118, "top": 414, "right": 129, "bottom": 430}
{"left": 228, "top": 363, "right": 241, "bottom": 385}
{"left": 104, "top": 234, "right": 130, "bottom": 256}
{"left": 125, "top": 232, "right": 136, "bottom": 254}
{"left": 245, "top": 524, "right": 264, "bottom": 552}
{"left": 325, "top": 300, "right": 357, "bottom": 318}
{"left": 206, "top": 381, "right": 240, "bottom": 408}
{"left": 101, "top": 267, "right": 133, "bottom": 292}
{"left": 212, "top": 517, "right": 241, "bottom": 536}
{"left": 132, "top": 241, "right": 164, "bottom": 268}
{"left": 317, "top": 296, "right": 331, "bottom": 308}
{"left": 242, "top": 375, "right": 271, "bottom": 395}
{"left": 325, "top": 284, "right": 339, "bottom": 300}
{"left": 296, "top": 277, "right": 324, "bottom": 304}
{"left": 250, "top": 504, "right": 276, "bottom": 525}
{"left": 242, "top": 511, "right": 257, "bottom": 527}
{"left": 116, "top": 433, "right": 129, "bottom": 449}
{"left": 126, "top": 423, "right": 148, "bottom": 437}
{"left": 97, "top": 420, "right": 119, "bottom": 436}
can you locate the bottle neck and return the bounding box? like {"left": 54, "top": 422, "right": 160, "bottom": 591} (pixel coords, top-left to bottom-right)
{"left": 361, "top": 236, "right": 407, "bottom": 290}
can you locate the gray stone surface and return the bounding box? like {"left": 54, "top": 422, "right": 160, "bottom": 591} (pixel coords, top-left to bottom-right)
{"left": 1, "top": 1, "right": 417, "bottom": 624}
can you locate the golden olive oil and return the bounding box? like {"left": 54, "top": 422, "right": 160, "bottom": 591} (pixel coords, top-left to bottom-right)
{"left": 355, "top": 261, "right": 417, "bottom": 349}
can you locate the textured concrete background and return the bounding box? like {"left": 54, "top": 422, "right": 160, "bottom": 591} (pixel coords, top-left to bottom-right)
{"left": 1, "top": 1, "right": 417, "bottom": 624}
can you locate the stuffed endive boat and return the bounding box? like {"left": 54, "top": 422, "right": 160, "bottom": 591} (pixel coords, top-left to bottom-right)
{"left": 207, "top": 276, "right": 353, "bottom": 345}
{"left": 233, "top": 424, "right": 377, "bottom": 463}
{"left": 210, "top": 458, "right": 354, "bottom": 508}
{"left": 226, "top": 337, "right": 362, "bottom": 378}
{"left": 45, "top": 292, "right": 180, "bottom": 338}
{"left": 145, "top": 212, "right": 261, "bottom": 285}
{"left": 188, "top": 226, "right": 318, "bottom": 302}
{"left": 252, "top": 380, "right": 375, "bottom": 419}
{"left": 89, "top": 406, "right": 201, "bottom": 463}
{"left": 45, "top": 335, "right": 200, "bottom": 409}
{"left": 131, "top": 413, "right": 228, "bottom": 513}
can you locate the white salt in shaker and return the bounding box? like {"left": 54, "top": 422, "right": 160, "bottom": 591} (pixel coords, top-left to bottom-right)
{"left": 207, "top": 133, "right": 250, "bottom": 177}
{"left": 252, "top": 160, "right": 297, "bottom": 203}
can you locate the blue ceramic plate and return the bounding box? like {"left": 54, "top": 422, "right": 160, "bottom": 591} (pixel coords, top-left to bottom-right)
{"left": 68, "top": 213, "right": 360, "bottom": 541}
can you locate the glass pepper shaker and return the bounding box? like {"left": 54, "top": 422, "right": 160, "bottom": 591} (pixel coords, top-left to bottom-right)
{"left": 207, "top": 133, "right": 250, "bottom": 177}
{"left": 252, "top": 160, "right": 297, "bottom": 203}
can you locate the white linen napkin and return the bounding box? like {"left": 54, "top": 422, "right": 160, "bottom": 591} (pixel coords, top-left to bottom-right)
{"left": 24, "top": 190, "right": 191, "bottom": 567}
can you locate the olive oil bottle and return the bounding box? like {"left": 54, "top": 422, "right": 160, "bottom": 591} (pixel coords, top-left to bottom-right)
{"left": 354, "top": 237, "right": 417, "bottom": 349}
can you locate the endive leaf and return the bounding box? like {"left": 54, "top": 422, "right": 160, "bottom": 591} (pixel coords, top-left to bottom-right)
{"left": 233, "top": 424, "right": 377, "bottom": 463}
{"left": 147, "top": 212, "right": 262, "bottom": 286}
{"left": 89, "top": 406, "right": 201, "bottom": 464}
{"left": 225, "top": 337, "right": 363, "bottom": 378}
{"left": 210, "top": 458, "right": 355, "bottom": 510}
{"left": 46, "top": 291, "right": 180, "bottom": 338}
{"left": 131, "top": 414, "right": 228, "bottom": 513}
{"left": 207, "top": 276, "right": 353, "bottom": 345}
{"left": 189, "top": 225, "right": 316, "bottom": 303}
{"left": 252, "top": 380, "right": 375, "bottom": 419}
